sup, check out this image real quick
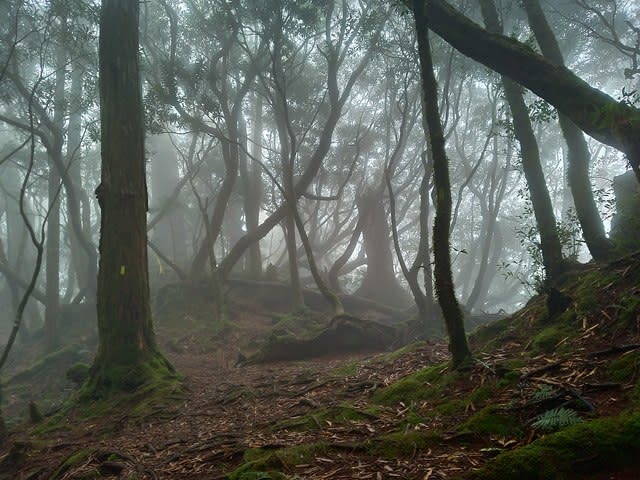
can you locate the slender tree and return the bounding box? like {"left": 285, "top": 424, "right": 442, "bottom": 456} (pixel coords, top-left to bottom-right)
{"left": 413, "top": 2, "right": 471, "bottom": 368}
{"left": 86, "top": 0, "right": 174, "bottom": 395}
{"left": 478, "top": 0, "right": 565, "bottom": 281}
{"left": 522, "top": 0, "right": 613, "bottom": 260}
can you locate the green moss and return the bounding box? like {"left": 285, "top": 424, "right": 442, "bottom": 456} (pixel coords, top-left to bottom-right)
{"left": 229, "top": 443, "right": 328, "bottom": 479}
{"left": 51, "top": 448, "right": 95, "bottom": 479}
{"left": 468, "top": 385, "right": 496, "bottom": 405}
{"left": 469, "top": 317, "right": 516, "bottom": 350}
{"left": 497, "top": 370, "right": 521, "bottom": 388}
{"left": 365, "top": 430, "right": 442, "bottom": 457}
{"left": 573, "top": 271, "right": 606, "bottom": 315}
{"left": 379, "top": 341, "right": 428, "bottom": 362}
{"left": 371, "top": 363, "right": 454, "bottom": 405}
{"left": 607, "top": 352, "right": 640, "bottom": 383}
{"left": 273, "top": 404, "right": 381, "bottom": 431}
{"left": 433, "top": 399, "right": 466, "bottom": 416}
{"left": 618, "top": 295, "right": 640, "bottom": 329}
{"left": 80, "top": 349, "right": 178, "bottom": 399}
{"left": 7, "top": 346, "right": 83, "bottom": 385}
{"left": 466, "top": 412, "right": 640, "bottom": 480}
{"left": 458, "top": 406, "right": 522, "bottom": 437}
{"left": 330, "top": 360, "right": 359, "bottom": 377}
{"left": 530, "top": 325, "right": 573, "bottom": 353}
{"left": 66, "top": 363, "right": 90, "bottom": 385}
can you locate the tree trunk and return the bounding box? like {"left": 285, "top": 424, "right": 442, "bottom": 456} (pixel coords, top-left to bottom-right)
{"left": 522, "top": 0, "right": 613, "bottom": 260}
{"left": 149, "top": 134, "right": 187, "bottom": 270}
{"left": 244, "top": 94, "right": 264, "bottom": 278}
{"left": 478, "top": 0, "right": 565, "bottom": 281}
{"left": 66, "top": 58, "right": 94, "bottom": 302}
{"left": 354, "top": 187, "right": 410, "bottom": 308}
{"left": 87, "top": 0, "right": 174, "bottom": 395}
{"left": 45, "top": 35, "right": 66, "bottom": 351}
{"left": 413, "top": 2, "right": 471, "bottom": 368}
{"left": 418, "top": 0, "right": 640, "bottom": 177}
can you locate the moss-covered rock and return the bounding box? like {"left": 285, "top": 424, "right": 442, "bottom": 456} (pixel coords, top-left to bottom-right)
{"left": 465, "top": 412, "right": 640, "bottom": 479}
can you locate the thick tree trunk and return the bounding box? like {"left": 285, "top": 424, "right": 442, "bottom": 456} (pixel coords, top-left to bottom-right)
{"left": 414, "top": 2, "right": 471, "bottom": 368}
{"left": 88, "top": 0, "right": 173, "bottom": 395}
{"left": 354, "top": 187, "right": 410, "bottom": 308}
{"left": 478, "top": 0, "right": 564, "bottom": 282}
{"left": 522, "top": 0, "right": 613, "bottom": 260}
{"left": 418, "top": 0, "right": 640, "bottom": 177}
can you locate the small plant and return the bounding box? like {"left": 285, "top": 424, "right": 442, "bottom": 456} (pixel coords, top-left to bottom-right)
{"left": 531, "top": 407, "right": 582, "bottom": 432}
{"left": 530, "top": 385, "right": 555, "bottom": 401}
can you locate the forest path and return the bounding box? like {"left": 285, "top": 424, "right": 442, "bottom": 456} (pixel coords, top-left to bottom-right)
{"left": 8, "top": 332, "right": 480, "bottom": 480}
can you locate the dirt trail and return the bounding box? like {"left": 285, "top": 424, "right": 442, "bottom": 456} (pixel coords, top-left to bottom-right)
{"left": 4, "top": 337, "right": 466, "bottom": 479}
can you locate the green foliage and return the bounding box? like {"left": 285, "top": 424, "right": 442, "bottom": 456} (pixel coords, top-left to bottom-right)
{"left": 528, "top": 98, "right": 558, "bottom": 124}
{"left": 530, "top": 385, "right": 555, "bottom": 401}
{"left": 532, "top": 408, "right": 582, "bottom": 432}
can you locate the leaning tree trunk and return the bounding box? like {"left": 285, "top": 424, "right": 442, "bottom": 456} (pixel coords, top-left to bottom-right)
{"left": 414, "top": 2, "right": 471, "bottom": 368}
{"left": 87, "top": 0, "right": 174, "bottom": 396}
{"left": 522, "top": 0, "right": 613, "bottom": 260}
{"left": 417, "top": 0, "right": 640, "bottom": 179}
{"left": 479, "top": 0, "right": 565, "bottom": 282}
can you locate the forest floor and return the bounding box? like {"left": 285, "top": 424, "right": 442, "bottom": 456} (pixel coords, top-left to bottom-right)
{"left": 1, "top": 254, "right": 640, "bottom": 479}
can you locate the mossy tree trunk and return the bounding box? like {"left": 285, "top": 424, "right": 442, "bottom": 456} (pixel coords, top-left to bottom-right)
{"left": 522, "top": 0, "right": 613, "bottom": 260}
{"left": 478, "top": 0, "right": 565, "bottom": 282}
{"left": 413, "top": 2, "right": 471, "bottom": 368}
{"left": 88, "top": 0, "right": 173, "bottom": 395}
{"left": 416, "top": 0, "right": 640, "bottom": 180}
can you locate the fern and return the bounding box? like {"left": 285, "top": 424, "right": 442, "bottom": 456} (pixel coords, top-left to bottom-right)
{"left": 530, "top": 385, "right": 555, "bottom": 401}
{"left": 532, "top": 407, "right": 582, "bottom": 432}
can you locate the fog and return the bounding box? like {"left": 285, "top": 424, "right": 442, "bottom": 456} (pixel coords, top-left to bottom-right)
{"left": 0, "top": 0, "right": 639, "bottom": 459}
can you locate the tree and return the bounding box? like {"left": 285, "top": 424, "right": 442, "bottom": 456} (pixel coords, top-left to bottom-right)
{"left": 86, "top": 0, "right": 174, "bottom": 396}
{"left": 416, "top": 0, "right": 640, "bottom": 181}
{"left": 478, "top": 0, "right": 565, "bottom": 281}
{"left": 523, "top": 0, "right": 612, "bottom": 260}
{"left": 413, "top": 1, "right": 471, "bottom": 368}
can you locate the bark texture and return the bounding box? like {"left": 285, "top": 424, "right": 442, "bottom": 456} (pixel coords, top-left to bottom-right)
{"left": 413, "top": 2, "right": 471, "bottom": 368}
{"left": 88, "top": 0, "right": 173, "bottom": 395}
